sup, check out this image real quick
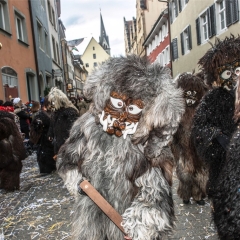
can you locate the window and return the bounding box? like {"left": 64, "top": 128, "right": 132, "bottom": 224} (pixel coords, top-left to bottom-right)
{"left": 2, "top": 67, "right": 18, "bottom": 87}
{"left": 171, "top": 38, "right": 178, "bottom": 61}
{"left": 56, "top": 43, "right": 60, "bottom": 64}
{"left": 216, "top": 0, "right": 239, "bottom": 31}
{"left": 41, "top": 0, "right": 45, "bottom": 9}
{"left": 16, "top": 16, "right": 23, "bottom": 41}
{"left": 52, "top": 7, "right": 56, "bottom": 29}
{"left": 44, "top": 31, "right": 49, "bottom": 55}
{"left": 196, "top": 5, "right": 216, "bottom": 45}
{"left": 86, "top": 63, "right": 89, "bottom": 67}
{"left": 47, "top": 0, "right": 52, "bottom": 23}
{"left": 93, "top": 62, "right": 97, "bottom": 67}
{"left": 180, "top": 25, "right": 192, "bottom": 55}
{"left": 0, "top": 1, "right": 10, "bottom": 32}
{"left": 52, "top": 37, "right": 57, "bottom": 61}
{"left": 201, "top": 13, "right": 208, "bottom": 41}
{"left": 179, "top": 0, "right": 189, "bottom": 12}
{"left": 37, "top": 21, "right": 44, "bottom": 50}
{"left": 218, "top": 0, "right": 226, "bottom": 30}
{"left": 93, "top": 53, "right": 96, "bottom": 59}
{"left": 15, "top": 10, "right": 28, "bottom": 43}
{"left": 93, "top": 46, "right": 95, "bottom": 50}
{"left": 170, "top": 0, "right": 178, "bottom": 23}
{"left": 0, "top": 3, "right": 5, "bottom": 29}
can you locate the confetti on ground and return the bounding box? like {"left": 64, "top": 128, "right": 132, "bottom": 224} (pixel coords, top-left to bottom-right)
{"left": 0, "top": 153, "right": 218, "bottom": 240}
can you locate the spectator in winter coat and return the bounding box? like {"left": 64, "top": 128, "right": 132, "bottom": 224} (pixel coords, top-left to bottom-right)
{"left": 47, "top": 88, "right": 79, "bottom": 157}
{"left": 13, "top": 98, "right": 31, "bottom": 139}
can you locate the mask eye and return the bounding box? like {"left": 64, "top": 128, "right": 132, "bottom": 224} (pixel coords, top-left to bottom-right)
{"left": 235, "top": 67, "right": 240, "bottom": 76}
{"left": 186, "top": 91, "right": 191, "bottom": 95}
{"left": 193, "top": 91, "right": 197, "bottom": 95}
{"left": 110, "top": 97, "right": 124, "bottom": 109}
{"left": 221, "top": 70, "right": 232, "bottom": 79}
{"left": 127, "top": 105, "right": 142, "bottom": 115}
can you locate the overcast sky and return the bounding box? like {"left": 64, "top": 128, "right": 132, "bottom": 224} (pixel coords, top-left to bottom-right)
{"left": 60, "top": 0, "right": 136, "bottom": 56}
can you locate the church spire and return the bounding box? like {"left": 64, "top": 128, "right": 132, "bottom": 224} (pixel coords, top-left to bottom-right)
{"left": 99, "top": 12, "right": 111, "bottom": 55}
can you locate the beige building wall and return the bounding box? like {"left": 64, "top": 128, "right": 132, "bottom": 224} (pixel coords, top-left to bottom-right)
{"left": 81, "top": 37, "right": 110, "bottom": 74}
{"left": 171, "top": 0, "right": 240, "bottom": 79}
{"left": 135, "top": 0, "right": 167, "bottom": 57}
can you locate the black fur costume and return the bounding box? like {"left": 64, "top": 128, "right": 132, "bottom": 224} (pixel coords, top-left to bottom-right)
{"left": 211, "top": 128, "right": 240, "bottom": 239}
{"left": 0, "top": 111, "right": 26, "bottom": 191}
{"left": 57, "top": 55, "right": 185, "bottom": 240}
{"left": 31, "top": 110, "right": 56, "bottom": 173}
{"left": 192, "top": 36, "right": 240, "bottom": 197}
{"left": 171, "top": 72, "right": 208, "bottom": 204}
{"left": 192, "top": 35, "right": 240, "bottom": 239}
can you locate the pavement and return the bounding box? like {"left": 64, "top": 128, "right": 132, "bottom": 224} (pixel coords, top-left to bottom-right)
{"left": 0, "top": 154, "right": 218, "bottom": 240}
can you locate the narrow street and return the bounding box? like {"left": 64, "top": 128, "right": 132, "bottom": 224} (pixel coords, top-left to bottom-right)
{"left": 0, "top": 154, "right": 218, "bottom": 240}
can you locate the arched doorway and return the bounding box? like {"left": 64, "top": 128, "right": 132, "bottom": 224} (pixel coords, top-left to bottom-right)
{"left": 1, "top": 67, "right": 19, "bottom": 101}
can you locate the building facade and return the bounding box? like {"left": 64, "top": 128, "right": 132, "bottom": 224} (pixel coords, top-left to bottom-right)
{"left": 81, "top": 37, "right": 110, "bottom": 74}
{"left": 143, "top": 8, "right": 170, "bottom": 68}
{"left": 0, "top": 0, "right": 37, "bottom": 102}
{"left": 169, "top": 0, "right": 240, "bottom": 78}
{"left": 124, "top": 0, "right": 167, "bottom": 56}
{"left": 46, "top": 0, "right": 63, "bottom": 92}
{"left": 29, "top": 0, "right": 52, "bottom": 99}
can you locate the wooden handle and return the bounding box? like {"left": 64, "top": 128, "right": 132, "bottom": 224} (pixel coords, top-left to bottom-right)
{"left": 80, "top": 180, "right": 126, "bottom": 234}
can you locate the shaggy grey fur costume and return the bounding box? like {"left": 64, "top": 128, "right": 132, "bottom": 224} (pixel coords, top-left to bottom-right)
{"left": 57, "top": 55, "right": 185, "bottom": 240}
{"left": 171, "top": 72, "right": 208, "bottom": 205}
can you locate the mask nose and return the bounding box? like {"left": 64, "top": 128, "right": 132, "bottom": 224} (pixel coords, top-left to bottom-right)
{"left": 119, "top": 111, "right": 127, "bottom": 122}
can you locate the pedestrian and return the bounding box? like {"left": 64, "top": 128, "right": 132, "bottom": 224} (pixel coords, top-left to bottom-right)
{"left": 47, "top": 87, "right": 79, "bottom": 158}
{"left": 13, "top": 98, "right": 31, "bottom": 139}
{"left": 171, "top": 72, "right": 208, "bottom": 206}
{"left": 31, "top": 101, "right": 41, "bottom": 121}
{"left": 30, "top": 96, "right": 55, "bottom": 174}
{"left": 57, "top": 55, "right": 185, "bottom": 240}
{"left": 191, "top": 35, "right": 240, "bottom": 239}
{"left": 0, "top": 110, "right": 26, "bottom": 191}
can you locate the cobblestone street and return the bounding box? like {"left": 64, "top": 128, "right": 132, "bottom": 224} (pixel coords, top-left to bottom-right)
{"left": 0, "top": 154, "right": 218, "bottom": 240}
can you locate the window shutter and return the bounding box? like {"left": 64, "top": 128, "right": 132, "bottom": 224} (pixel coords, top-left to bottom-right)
{"left": 172, "top": 38, "right": 178, "bottom": 60}
{"left": 207, "top": 9, "right": 211, "bottom": 38}
{"left": 180, "top": 32, "right": 184, "bottom": 55}
{"left": 178, "top": 0, "right": 182, "bottom": 12}
{"left": 169, "top": 2, "right": 173, "bottom": 24}
{"left": 188, "top": 25, "right": 192, "bottom": 50}
{"left": 232, "top": 0, "right": 239, "bottom": 23}
{"left": 225, "top": 0, "right": 232, "bottom": 27}
{"left": 209, "top": 4, "right": 216, "bottom": 37}
{"left": 195, "top": 18, "right": 201, "bottom": 45}
{"left": 175, "top": 0, "right": 179, "bottom": 18}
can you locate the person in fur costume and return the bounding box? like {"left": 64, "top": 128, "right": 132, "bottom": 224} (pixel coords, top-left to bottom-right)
{"left": 57, "top": 55, "right": 185, "bottom": 240}
{"left": 171, "top": 72, "right": 208, "bottom": 205}
{"left": 0, "top": 110, "right": 26, "bottom": 191}
{"left": 210, "top": 75, "right": 240, "bottom": 239}
{"left": 192, "top": 35, "right": 240, "bottom": 200}
{"left": 47, "top": 88, "right": 79, "bottom": 157}
{"left": 30, "top": 97, "right": 56, "bottom": 173}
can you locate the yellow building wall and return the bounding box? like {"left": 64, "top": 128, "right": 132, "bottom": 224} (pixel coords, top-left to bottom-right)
{"left": 171, "top": 0, "right": 240, "bottom": 78}
{"left": 81, "top": 37, "right": 110, "bottom": 74}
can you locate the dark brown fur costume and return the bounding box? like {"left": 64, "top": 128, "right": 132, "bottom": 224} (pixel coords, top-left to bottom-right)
{"left": 0, "top": 111, "right": 26, "bottom": 191}
{"left": 171, "top": 72, "right": 208, "bottom": 203}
